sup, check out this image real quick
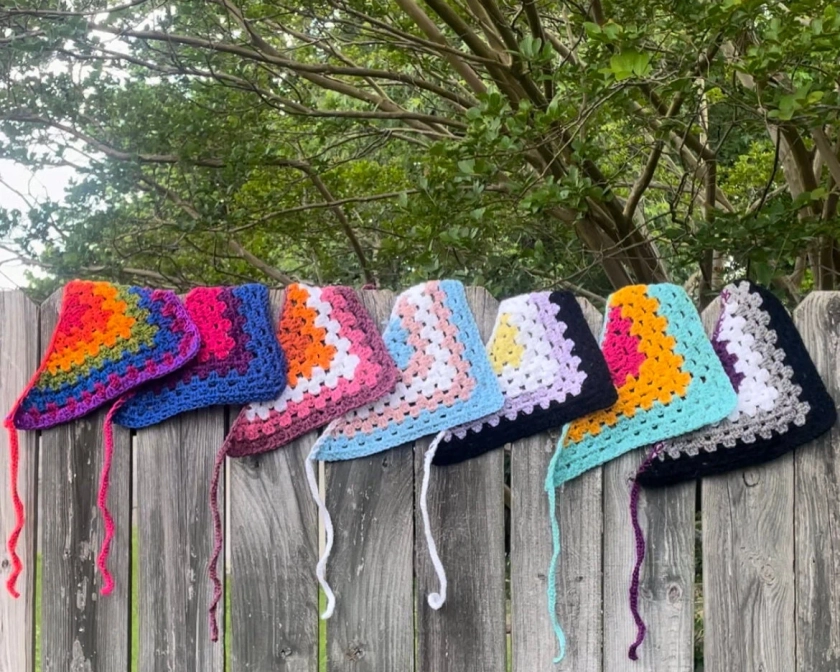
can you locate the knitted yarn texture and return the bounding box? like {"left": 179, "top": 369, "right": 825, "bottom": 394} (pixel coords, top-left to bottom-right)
{"left": 5, "top": 280, "right": 201, "bottom": 598}
{"left": 305, "top": 279, "right": 504, "bottom": 621}
{"left": 114, "top": 283, "right": 287, "bottom": 428}
{"left": 432, "top": 291, "right": 617, "bottom": 465}
{"left": 637, "top": 281, "right": 837, "bottom": 487}
{"left": 224, "top": 283, "right": 399, "bottom": 456}
{"left": 543, "top": 283, "right": 737, "bottom": 663}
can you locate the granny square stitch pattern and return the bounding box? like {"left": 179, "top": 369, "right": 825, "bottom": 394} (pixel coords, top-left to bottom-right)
{"left": 547, "top": 283, "right": 737, "bottom": 487}
{"left": 637, "top": 280, "right": 837, "bottom": 487}
{"left": 5, "top": 279, "right": 200, "bottom": 598}
{"left": 114, "top": 283, "right": 287, "bottom": 428}
{"left": 224, "top": 283, "right": 399, "bottom": 457}
{"left": 432, "top": 291, "right": 617, "bottom": 465}
{"left": 310, "top": 279, "right": 504, "bottom": 461}
{"left": 10, "top": 280, "right": 200, "bottom": 430}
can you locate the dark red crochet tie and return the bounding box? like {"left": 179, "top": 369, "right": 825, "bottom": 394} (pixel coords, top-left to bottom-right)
{"left": 208, "top": 441, "right": 228, "bottom": 642}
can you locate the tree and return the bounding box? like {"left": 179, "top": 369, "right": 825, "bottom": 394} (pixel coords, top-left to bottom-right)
{"left": 1, "top": 0, "right": 839, "bottom": 301}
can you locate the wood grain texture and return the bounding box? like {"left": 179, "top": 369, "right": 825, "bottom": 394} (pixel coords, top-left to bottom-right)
{"left": 0, "top": 291, "right": 39, "bottom": 672}
{"left": 39, "top": 289, "right": 132, "bottom": 672}
{"left": 136, "top": 407, "right": 225, "bottom": 672}
{"left": 511, "top": 298, "right": 604, "bottom": 672}
{"left": 793, "top": 292, "right": 840, "bottom": 671}
{"left": 701, "top": 299, "right": 795, "bottom": 672}
{"left": 324, "top": 289, "right": 416, "bottom": 672}
{"left": 415, "top": 287, "right": 506, "bottom": 672}
{"left": 230, "top": 288, "right": 319, "bottom": 671}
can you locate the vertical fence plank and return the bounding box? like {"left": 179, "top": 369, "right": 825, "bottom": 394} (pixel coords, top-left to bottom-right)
{"left": 0, "top": 291, "right": 38, "bottom": 672}
{"left": 136, "top": 407, "right": 225, "bottom": 672}
{"left": 325, "top": 289, "right": 416, "bottom": 671}
{"left": 793, "top": 292, "right": 840, "bottom": 671}
{"left": 39, "top": 289, "right": 132, "bottom": 672}
{"left": 230, "top": 288, "right": 318, "bottom": 671}
{"left": 602, "top": 300, "right": 699, "bottom": 672}
{"left": 415, "top": 287, "right": 506, "bottom": 672}
{"left": 511, "top": 298, "right": 604, "bottom": 672}
{"left": 702, "top": 299, "right": 795, "bottom": 672}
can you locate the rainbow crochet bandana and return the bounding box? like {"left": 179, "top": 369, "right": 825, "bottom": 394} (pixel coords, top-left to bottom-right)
{"left": 10, "top": 280, "right": 200, "bottom": 429}
{"left": 114, "top": 283, "right": 287, "bottom": 428}
{"left": 432, "top": 291, "right": 617, "bottom": 465}
{"left": 637, "top": 280, "right": 837, "bottom": 487}
{"left": 546, "top": 283, "right": 737, "bottom": 487}
{"left": 5, "top": 279, "right": 200, "bottom": 598}
{"left": 224, "top": 283, "right": 399, "bottom": 457}
{"left": 310, "top": 279, "right": 504, "bottom": 461}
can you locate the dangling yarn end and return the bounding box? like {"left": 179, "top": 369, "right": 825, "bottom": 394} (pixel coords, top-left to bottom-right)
{"left": 420, "top": 434, "right": 447, "bottom": 610}
{"left": 208, "top": 442, "right": 227, "bottom": 642}
{"left": 5, "top": 418, "right": 23, "bottom": 598}
{"left": 305, "top": 439, "right": 336, "bottom": 620}
{"left": 96, "top": 400, "right": 125, "bottom": 596}
{"left": 627, "top": 445, "right": 662, "bottom": 661}
{"left": 545, "top": 447, "right": 567, "bottom": 662}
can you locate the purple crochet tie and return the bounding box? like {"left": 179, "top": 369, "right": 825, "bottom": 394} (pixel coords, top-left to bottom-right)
{"left": 628, "top": 444, "right": 663, "bottom": 661}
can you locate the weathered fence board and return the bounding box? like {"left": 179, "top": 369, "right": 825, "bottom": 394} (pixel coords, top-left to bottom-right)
{"left": 0, "top": 291, "right": 38, "bottom": 672}
{"left": 794, "top": 293, "right": 840, "bottom": 671}
{"left": 230, "top": 281, "right": 319, "bottom": 671}
{"left": 40, "top": 290, "right": 132, "bottom": 672}
{"left": 324, "top": 289, "right": 416, "bottom": 671}
{"left": 414, "top": 287, "right": 506, "bottom": 672}
{"left": 512, "top": 298, "right": 604, "bottom": 672}
{"left": 136, "top": 407, "right": 225, "bottom": 672}
{"left": 702, "top": 298, "right": 796, "bottom": 672}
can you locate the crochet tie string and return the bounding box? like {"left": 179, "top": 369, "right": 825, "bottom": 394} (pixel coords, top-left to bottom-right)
{"left": 420, "top": 434, "right": 447, "bottom": 610}
{"left": 96, "top": 398, "right": 127, "bottom": 596}
{"left": 208, "top": 440, "right": 228, "bottom": 642}
{"left": 5, "top": 418, "right": 24, "bottom": 598}
{"left": 628, "top": 443, "right": 664, "bottom": 661}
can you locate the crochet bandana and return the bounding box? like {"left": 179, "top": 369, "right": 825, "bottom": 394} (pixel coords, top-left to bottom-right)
{"left": 432, "top": 291, "right": 617, "bottom": 466}
{"left": 544, "top": 283, "right": 737, "bottom": 663}
{"left": 5, "top": 280, "right": 201, "bottom": 598}
{"left": 10, "top": 281, "right": 200, "bottom": 430}
{"left": 206, "top": 283, "right": 398, "bottom": 640}
{"left": 310, "top": 279, "right": 504, "bottom": 461}
{"left": 224, "top": 283, "right": 399, "bottom": 457}
{"left": 547, "top": 283, "right": 737, "bottom": 487}
{"left": 114, "top": 283, "right": 287, "bottom": 428}
{"left": 637, "top": 280, "right": 837, "bottom": 487}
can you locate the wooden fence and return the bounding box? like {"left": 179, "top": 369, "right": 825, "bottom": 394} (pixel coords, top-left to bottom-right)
{"left": 0, "top": 286, "right": 838, "bottom": 672}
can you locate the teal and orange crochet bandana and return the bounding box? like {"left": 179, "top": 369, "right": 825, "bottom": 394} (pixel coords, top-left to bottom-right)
{"left": 544, "top": 283, "right": 737, "bottom": 662}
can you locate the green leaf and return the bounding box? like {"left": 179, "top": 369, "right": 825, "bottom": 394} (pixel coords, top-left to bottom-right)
{"left": 457, "top": 159, "right": 475, "bottom": 175}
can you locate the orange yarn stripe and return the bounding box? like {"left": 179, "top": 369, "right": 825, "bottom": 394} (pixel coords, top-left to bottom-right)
{"left": 565, "top": 286, "right": 690, "bottom": 444}
{"left": 280, "top": 284, "right": 337, "bottom": 384}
